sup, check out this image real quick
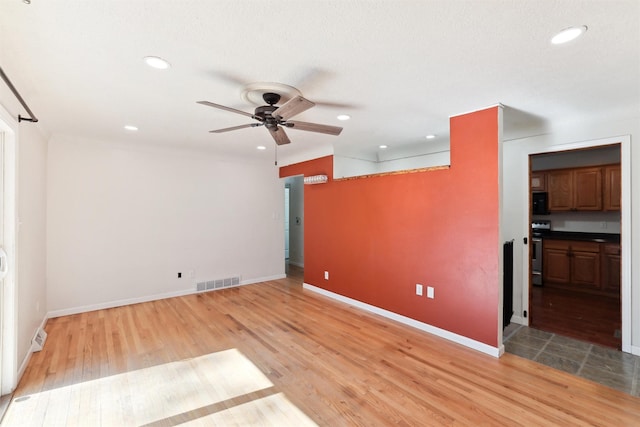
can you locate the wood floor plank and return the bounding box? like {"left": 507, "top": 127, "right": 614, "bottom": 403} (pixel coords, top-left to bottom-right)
{"left": 3, "top": 272, "right": 640, "bottom": 426}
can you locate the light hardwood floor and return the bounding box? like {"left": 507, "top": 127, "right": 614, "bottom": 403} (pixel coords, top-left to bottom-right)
{"left": 3, "top": 272, "right": 640, "bottom": 426}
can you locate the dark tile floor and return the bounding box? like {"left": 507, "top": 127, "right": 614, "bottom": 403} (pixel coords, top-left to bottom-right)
{"left": 504, "top": 324, "right": 640, "bottom": 397}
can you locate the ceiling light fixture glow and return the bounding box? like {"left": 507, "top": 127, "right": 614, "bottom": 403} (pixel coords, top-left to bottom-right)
{"left": 379, "top": 145, "right": 388, "bottom": 149}
{"left": 551, "top": 26, "right": 587, "bottom": 45}
{"left": 124, "top": 125, "right": 138, "bottom": 131}
{"left": 425, "top": 134, "right": 436, "bottom": 139}
{"left": 256, "top": 145, "right": 267, "bottom": 150}
{"left": 337, "top": 114, "right": 351, "bottom": 121}
{"left": 144, "top": 56, "right": 171, "bottom": 69}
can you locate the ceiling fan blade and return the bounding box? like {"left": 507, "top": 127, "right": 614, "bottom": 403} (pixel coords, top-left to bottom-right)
{"left": 286, "top": 120, "right": 343, "bottom": 136}
{"left": 272, "top": 96, "right": 315, "bottom": 120}
{"left": 268, "top": 126, "right": 291, "bottom": 145}
{"left": 209, "top": 123, "right": 263, "bottom": 133}
{"left": 197, "top": 101, "right": 257, "bottom": 119}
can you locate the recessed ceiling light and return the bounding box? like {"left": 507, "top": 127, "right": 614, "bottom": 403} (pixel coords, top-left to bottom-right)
{"left": 337, "top": 114, "right": 351, "bottom": 121}
{"left": 379, "top": 145, "right": 388, "bottom": 149}
{"left": 143, "top": 56, "right": 171, "bottom": 69}
{"left": 257, "top": 145, "right": 267, "bottom": 150}
{"left": 551, "top": 26, "right": 587, "bottom": 45}
{"left": 425, "top": 134, "right": 436, "bottom": 139}
{"left": 124, "top": 125, "right": 138, "bottom": 131}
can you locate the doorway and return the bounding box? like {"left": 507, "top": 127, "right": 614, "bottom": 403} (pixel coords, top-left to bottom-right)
{"left": 528, "top": 144, "right": 623, "bottom": 350}
{"left": 284, "top": 176, "right": 304, "bottom": 277}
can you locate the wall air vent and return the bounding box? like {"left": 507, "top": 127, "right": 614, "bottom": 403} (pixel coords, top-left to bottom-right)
{"left": 196, "top": 276, "right": 242, "bottom": 292}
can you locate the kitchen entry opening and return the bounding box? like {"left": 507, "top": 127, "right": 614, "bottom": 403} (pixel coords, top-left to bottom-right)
{"left": 528, "top": 144, "right": 622, "bottom": 350}
{"left": 283, "top": 175, "right": 304, "bottom": 278}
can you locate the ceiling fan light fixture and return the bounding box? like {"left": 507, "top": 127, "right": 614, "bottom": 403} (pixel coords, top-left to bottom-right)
{"left": 551, "top": 26, "right": 587, "bottom": 45}
{"left": 337, "top": 114, "right": 351, "bottom": 121}
{"left": 144, "top": 56, "right": 171, "bottom": 69}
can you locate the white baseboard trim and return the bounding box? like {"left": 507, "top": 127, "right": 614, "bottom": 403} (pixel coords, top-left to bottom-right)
{"left": 48, "top": 273, "right": 287, "bottom": 319}
{"left": 17, "top": 314, "right": 49, "bottom": 383}
{"left": 510, "top": 315, "right": 526, "bottom": 325}
{"left": 303, "top": 283, "right": 501, "bottom": 358}
{"left": 631, "top": 345, "right": 640, "bottom": 356}
{"left": 287, "top": 261, "right": 304, "bottom": 268}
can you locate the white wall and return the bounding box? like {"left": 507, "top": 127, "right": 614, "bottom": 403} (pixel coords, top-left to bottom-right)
{"left": 502, "top": 113, "right": 639, "bottom": 353}
{"left": 46, "top": 136, "right": 285, "bottom": 315}
{"left": 17, "top": 124, "right": 48, "bottom": 370}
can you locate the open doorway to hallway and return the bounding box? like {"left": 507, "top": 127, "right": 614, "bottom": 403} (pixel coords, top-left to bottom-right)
{"left": 528, "top": 144, "right": 622, "bottom": 350}
{"left": 284, "top": 175, "right": 304, "bottom": 280}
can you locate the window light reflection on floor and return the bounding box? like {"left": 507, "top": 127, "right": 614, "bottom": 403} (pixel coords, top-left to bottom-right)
{"left": 2, "top": 348, "right": 317, "bottom": 426}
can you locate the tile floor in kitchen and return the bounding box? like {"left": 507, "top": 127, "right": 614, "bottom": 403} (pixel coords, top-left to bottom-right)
{"left": 504, "top": 324, "right": 640, "bottom": 397}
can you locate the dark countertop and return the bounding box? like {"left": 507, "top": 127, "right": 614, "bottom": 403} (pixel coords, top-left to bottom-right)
{"left": 533, "top": 230, "right": 620, "bottom": 244}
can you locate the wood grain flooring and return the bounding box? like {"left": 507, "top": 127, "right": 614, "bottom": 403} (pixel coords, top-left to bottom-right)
{"left": 3, "top": 271, "right": 640, "bottom": 426}
{"left": 530, "top": 285, "right": 621, "bottom": 349}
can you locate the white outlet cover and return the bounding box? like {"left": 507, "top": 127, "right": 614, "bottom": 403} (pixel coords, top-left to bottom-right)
{"left": 324, "top": 271, "right": 329, "bottom": 280}
{"left": 427, "top": 286, "right": 435, "bottom": 299}
{"left": 416, "top": 284, "right": 423, "bottom": 296}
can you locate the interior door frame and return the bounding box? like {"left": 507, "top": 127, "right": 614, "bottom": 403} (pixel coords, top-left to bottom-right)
{"left": 522, "top": 135, "right": 631, "bottom": 354}
{"left": 0, "top": 104, "right": 18, "bottom": 395}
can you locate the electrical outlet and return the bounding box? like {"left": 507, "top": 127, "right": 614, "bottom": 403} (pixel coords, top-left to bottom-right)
{"left": 416, "top": 284, "right": 423, "bottom": 296}
{"left": 324, "top": 271, "right": 329, "bottom": 280}
{"left": 427, "top": 286, "right": 434, "bottom": 299}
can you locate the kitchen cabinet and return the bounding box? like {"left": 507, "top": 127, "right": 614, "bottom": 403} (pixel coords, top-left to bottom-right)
{"left": 543, "top": 239, "right": 600, "bottom": 290}
{"left": 547, "top": 166, "right": 602, "bottom": 211}
{"left": 531, "top": 172, "right": 546, "bottom": 191}
{"left": 603, "top": 164, "right": 621, "bottom": 211}
{"left": 601, "top": 243, "right": 621, "bottom": 294}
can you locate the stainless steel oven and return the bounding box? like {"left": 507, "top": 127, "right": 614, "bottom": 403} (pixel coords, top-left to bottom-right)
{"left": 531, "top": 220, "right": 550, "bottom": 286}
{"left": 531, "top": 237, "right": 543, "bottom": 285}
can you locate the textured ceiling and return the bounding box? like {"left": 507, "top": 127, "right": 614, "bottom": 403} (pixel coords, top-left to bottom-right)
{"left": 1, "top": 0, "right": 639, "bottom": 163}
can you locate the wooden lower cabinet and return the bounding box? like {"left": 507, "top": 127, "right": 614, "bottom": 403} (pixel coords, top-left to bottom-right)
{"left": 543, "top": 239, "right": 603, "bottom": 292}
{"left": 601, "top": 243, "right": 621, "bottom": 294}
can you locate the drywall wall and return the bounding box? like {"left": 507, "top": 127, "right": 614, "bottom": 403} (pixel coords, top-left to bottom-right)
{"left": 17, "top": 123, "right": 48, "bottom": 371}
{"left": 46, "top": 136, "right": 285, "bottom": 314}
{"left": 281, "top": 107, "right": 501, "bottom": 348}
{"left": 502, "top": 113, "right": 638, "bottom": 353}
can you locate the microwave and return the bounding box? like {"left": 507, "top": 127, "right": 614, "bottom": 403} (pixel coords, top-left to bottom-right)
{"left": 532, "top": 192, "right": 549, "bottom": 215}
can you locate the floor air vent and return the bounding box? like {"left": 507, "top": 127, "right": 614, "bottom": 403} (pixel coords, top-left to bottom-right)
{"left": 32, "top": 328, "right": 48, "bottom": 352}
{"left": 196, "top": 276, "right": 241, "bottom": 292}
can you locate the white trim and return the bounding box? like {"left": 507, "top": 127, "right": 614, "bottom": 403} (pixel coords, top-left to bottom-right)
{"left": 16, "top": 314, "right": 48, "bottom": 382}
{"left": 303, "top": 283, "right": 501, "bottom": 358}
{"left": 631, "top": 345, "right": 640, "bottom": 357}
{"left": 48, "top": 274, "right": 286, "bottom": 318}
{"left": 287, "top": 261, "right": 304, "bottom": 268}
{"left": 521, "top": 134, "right": 632, "bottom": 353}
{"left": 509, "top": 315, "right": 525, "bottom": 325}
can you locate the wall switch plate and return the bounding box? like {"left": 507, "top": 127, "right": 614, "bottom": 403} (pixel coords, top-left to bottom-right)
{"left": 427, "top": 286, "right": 434, "bottom": 299}
{"left": 416, "top": 284, "right": 423, "bottom": 296}
{"left": 324, "top": 271, "right": 329, "bottom": 280}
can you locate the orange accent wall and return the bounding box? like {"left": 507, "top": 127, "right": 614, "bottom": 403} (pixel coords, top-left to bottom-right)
{"left": 280, "top": 107, "right": 500, "bottom": 347}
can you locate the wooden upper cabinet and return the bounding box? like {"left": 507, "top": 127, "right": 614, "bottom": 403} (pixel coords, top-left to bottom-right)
{"left": 531, "top": 172, "right": 546, "bottom": 191}
{"left": 573, "top": 167, "right": 602, "bottom": 210}
{"left": 547, "top": 166, "right": 602, "bottom": 211}
{"left": 547, "top": 170, "right": 573, "bottom": 211}
{"left": 603, "top": 164, "right": 621, "bottom": 211}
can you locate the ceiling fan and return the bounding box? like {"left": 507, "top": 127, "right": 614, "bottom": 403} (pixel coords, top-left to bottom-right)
{"left": 197, "top": 92, "right": 343, "bottom": 146}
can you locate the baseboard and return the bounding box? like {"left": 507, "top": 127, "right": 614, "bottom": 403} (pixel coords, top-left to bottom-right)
{"left": 631, "top": 345, "right": 640, "bottom": 356}
{"left": 17, "top": 314, "right": 49, "bottom": 385}
{"left": 287, "top": 261, "right": 304, "bottom": 268}
{"left": 303, "top": 283, "right": 501, "bottom": 358}
{"left": 510, "top": 315, "right": 526, "bottom": 325}
{"left": 48, "top": 274, "right": 286, "bottom": 319}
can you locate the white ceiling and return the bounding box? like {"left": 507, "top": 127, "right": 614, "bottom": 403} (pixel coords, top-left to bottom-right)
{"left": 1, "top": 0, "right": 639, "bottom": 162}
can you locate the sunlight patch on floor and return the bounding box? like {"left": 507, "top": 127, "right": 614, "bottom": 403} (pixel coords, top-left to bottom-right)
{"left": 2, "top": 348, "right": 316, "bottom": 426}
